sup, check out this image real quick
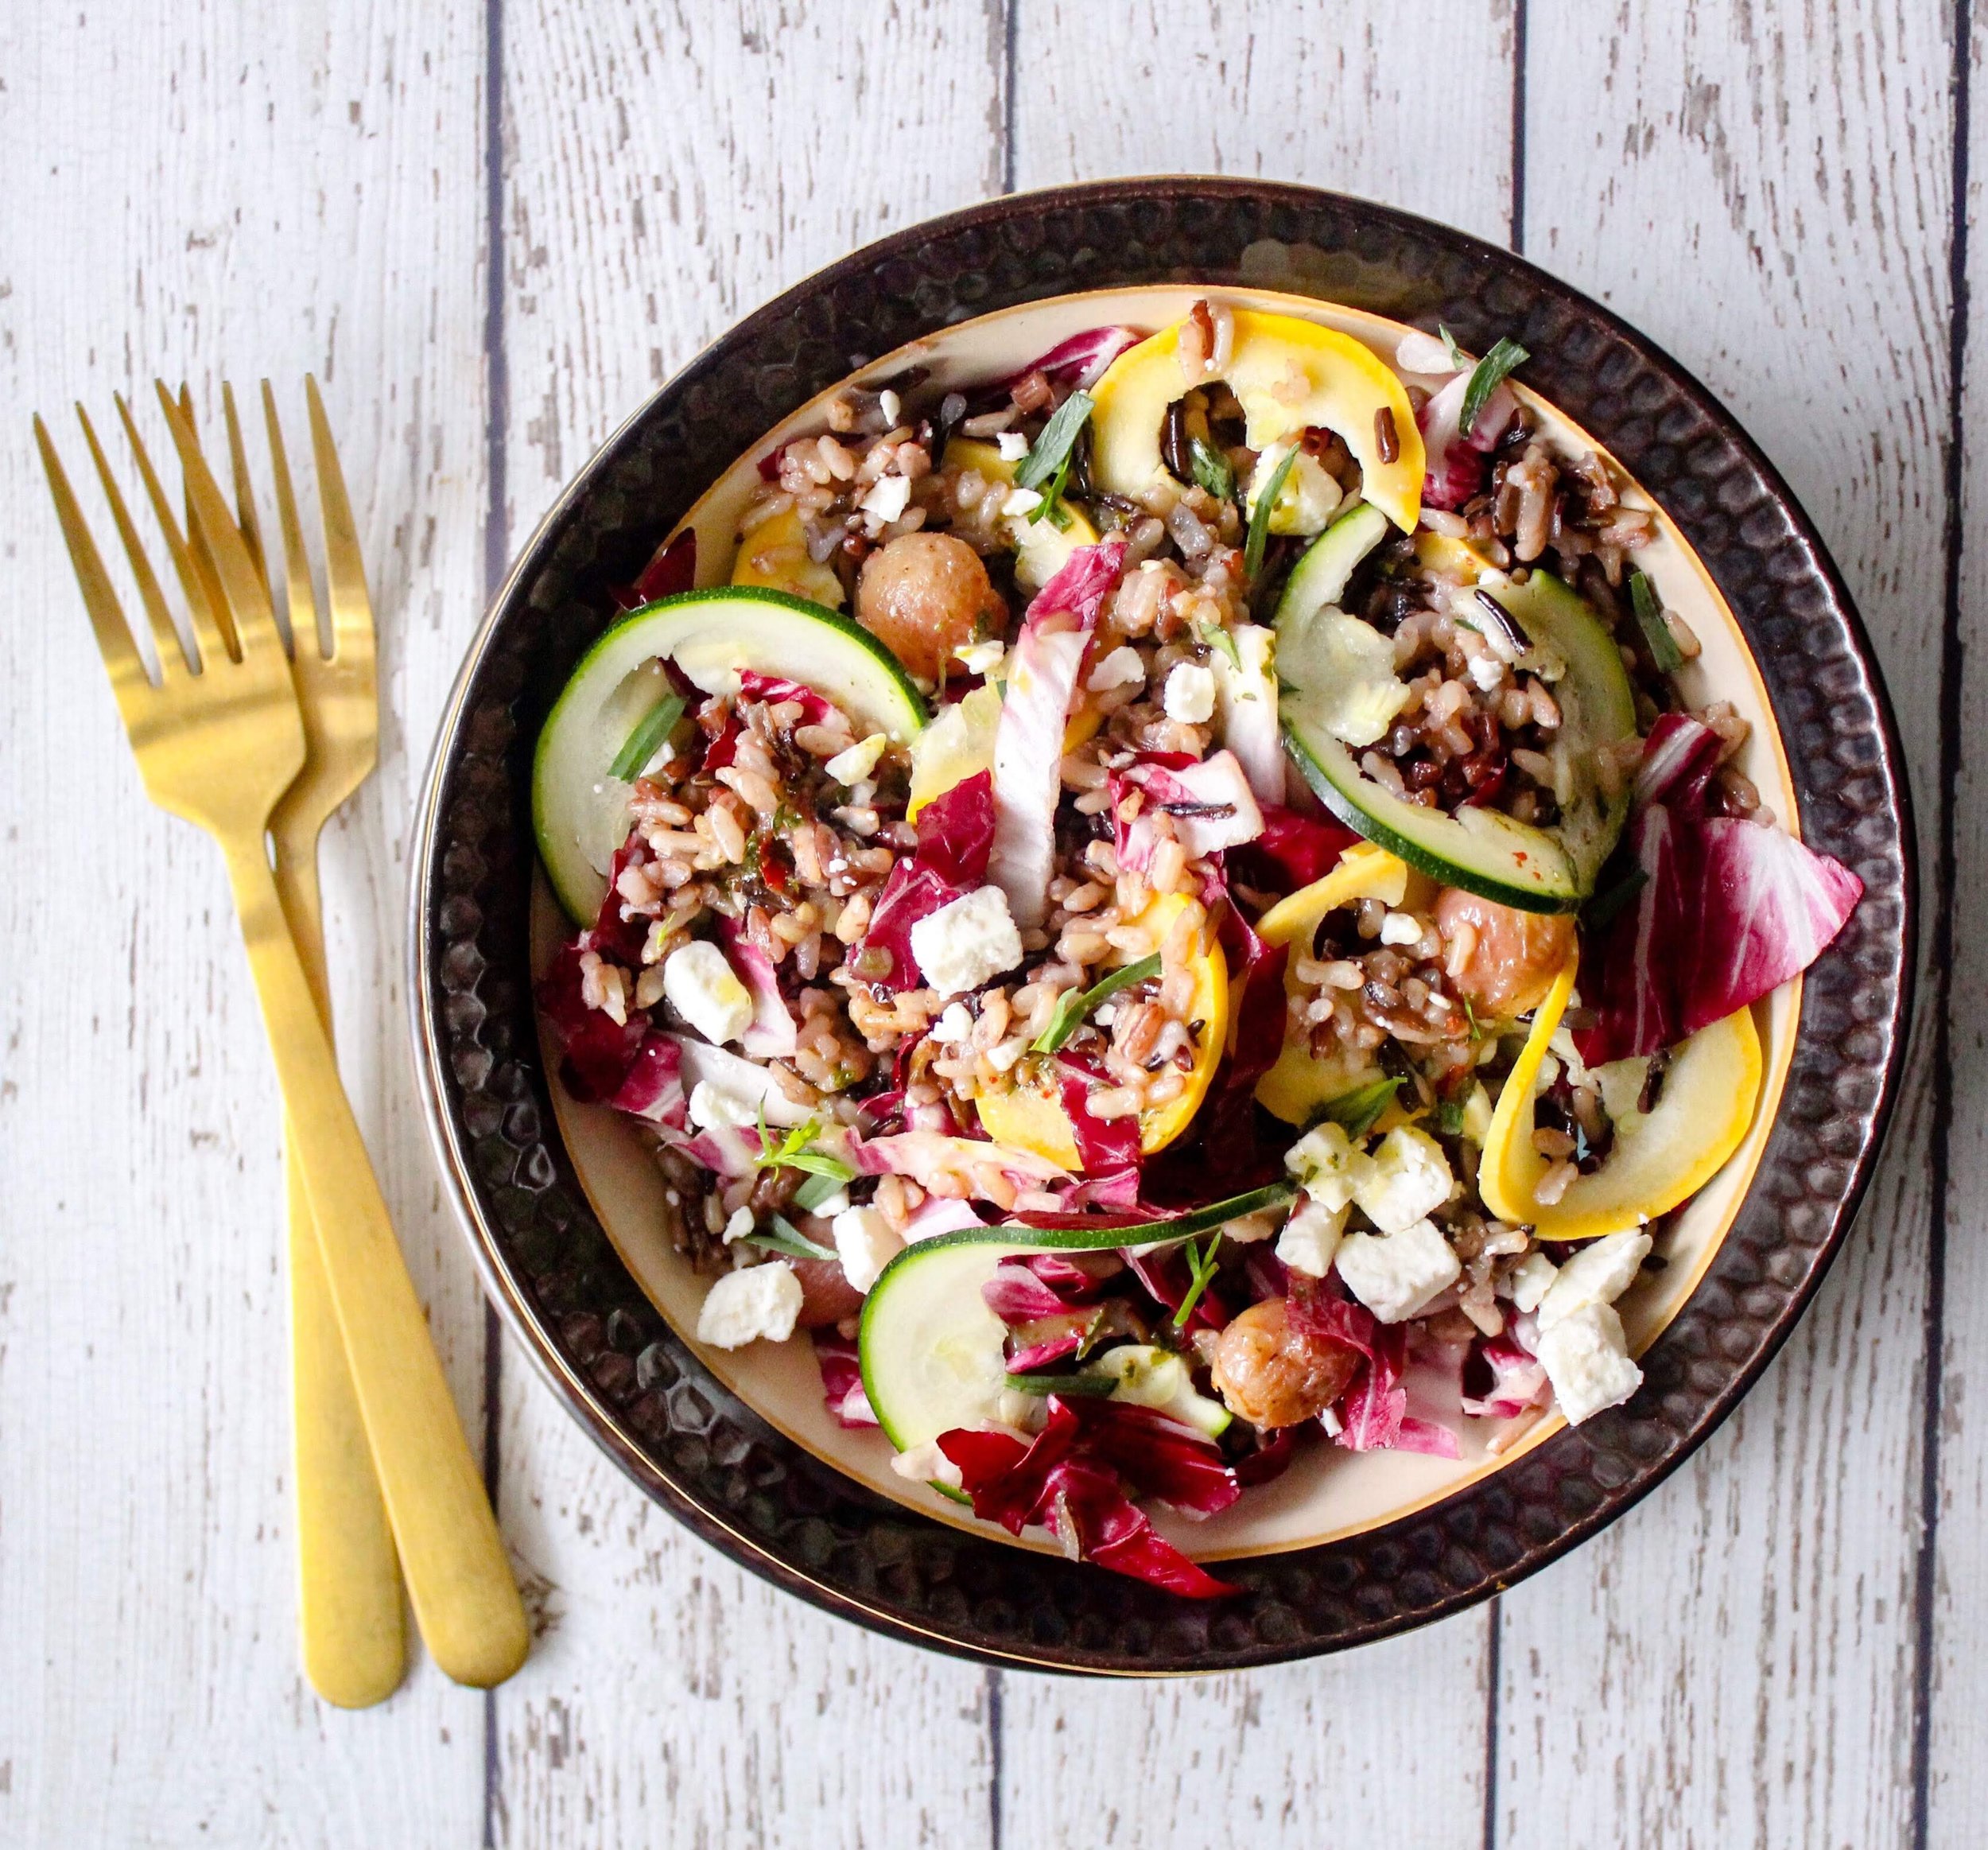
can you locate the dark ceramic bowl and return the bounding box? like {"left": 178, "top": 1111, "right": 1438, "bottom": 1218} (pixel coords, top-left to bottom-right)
{"left": 410, "top": 179, "right": 1915, "bottom": 1674}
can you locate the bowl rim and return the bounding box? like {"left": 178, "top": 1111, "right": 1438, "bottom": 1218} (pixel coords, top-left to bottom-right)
{"left": 408, "top": 175, "right": 1918, "bottom": 1673}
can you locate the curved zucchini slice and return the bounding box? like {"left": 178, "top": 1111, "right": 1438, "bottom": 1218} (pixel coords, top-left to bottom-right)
{"left": 858, "top": 1183, "right": 1295, "bottom": 1456}
{"left": 1279, "top": 570, "right": 1637, "bottom": 914}
{"left": 1272, "top": 502, "right": 1391, "bottom": 628}
{"left": 534, "top": 587, "right": 928, "bottom": 921}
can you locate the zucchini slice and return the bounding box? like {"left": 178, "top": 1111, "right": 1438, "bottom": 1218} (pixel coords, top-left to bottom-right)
{"left": 533, "top": 587, "right": 928, "bottom": 921}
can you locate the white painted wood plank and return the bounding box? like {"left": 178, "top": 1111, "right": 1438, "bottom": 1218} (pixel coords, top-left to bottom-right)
{"left": 1011, "top": 0, "right": 1520, "bottom": 247}
{"left": 1928, "top": 6, "right": 1986, "bottom": 1838}
{"left": 491, "top": 5, "right": 1000, "bottom": 1842}
{"left": 0, "top": 3, "right": 493, "bottom": 1845}
{"left": 997, "top": 11, "right": 1518, "bottom": 1845}
{"left": 1499, "top": 6, "right": 1948, "bottom": 1845}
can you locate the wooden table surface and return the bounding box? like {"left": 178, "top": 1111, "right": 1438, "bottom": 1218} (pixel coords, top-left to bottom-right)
{"left": 0, "top": 2, "right": 1970, "bottom": 1844}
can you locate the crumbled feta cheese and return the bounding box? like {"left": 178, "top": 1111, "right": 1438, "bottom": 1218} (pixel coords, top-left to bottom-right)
{"left": 1460, "top": 1082, "right": 1494, "bottom": 1145}
{"left": 954, "top": 639, "right": 1006, "bottom": 676}
{"left": 695, "top": 1261, "right": 803, "bottom": 1349}
{"left": 1351, "top": 1125, "right": 1457, "bottom": 1234}
{"left": 933, "top": 1001, "right": 976, "bottom": 1046}
{"left": 722, "top": 1206, "right": 755, "bottom": 1246}
{"left": 984, "top": 1037, "right": 1026, "bottom": 1072}
{"left": 860, "top": 475, "right": 913, "bottom": 523}
{"left": 825, "top": 732, "right": 887, "bottom": 784}
{"left": 831, "top": 1205, "right": 903, "bottom": 1293}
{"left": 891, "top": 1440, "right": 965, "bottom": 1488}
{"left": 1501, "top": 1250, "right": 1558, "bottom": 1313}
{"left": 1246, "top": 438, "right": 1344, "bottom": 536}
{"left": 996, "top": 431, "right": 1030, "bottom": 462}
{"left": 1467, "top": 653, "right": 1505, "bottom": 692}
{"left": 1276, "top": 1196, "right": 1349, "bottom": 1278}
{"left": 1537, "top": 1229, "right": 1652, "bottom": 1331}
{"left": 1535, "top": 1302, "right": 1642, "bottom": 1424}
{"left": 1283, "top": 1120, "right": 1366, "bottom": 1213}
{"left": 1001, "top": 487, "right": 1045, "bottom": 519}
{"left": 1163, "top": 662, "right": 1217, "bottom": 725}
{"left": 909, "top": 884, "right": 1024, "bottom": 997}
{"left": 1087, "top": 645, "right": 1146, "bottom": 693}
{"left": 662, "top": 939, "right": 754, "bottom": 1045}
{"left": 1378, "top": 911, "right": 1423, "bottom": 947}
{"left": 1334, "top": 1218, "right": 1462, "bottom": 1323}
{"left": 688, "top": 1080, "right": 757, "bottom": 1133}
{"left": 810, "top": 1188, "right": 852, "bottom": 1220}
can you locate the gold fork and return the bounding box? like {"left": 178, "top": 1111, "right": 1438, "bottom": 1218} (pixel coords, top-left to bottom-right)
{"left": 177, "top": 380, "right": 406, "bottom": 1708}
{"left": 36, "top": 385, "right": 529, "bottom": 1691}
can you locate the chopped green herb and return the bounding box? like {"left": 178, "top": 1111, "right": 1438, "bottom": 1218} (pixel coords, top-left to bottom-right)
{"left": 1628, "top": 568, "right": 1684, "bottom": 674}
{"left": 1188, "top": 434, "right": 1236, "bottom": 504}
{"left": 1461, "top": 993, "right": 1482, "bottom": 1042}
{"left": 751, "top": 1110, "right": 857, "bottom": 1183}
{"left": 1459, "top": 336, "right": 1529, "bottom": 436}
{"left": 608, "top": 692, "right": 687, "bottom": 781}
{"left": 1194, "top": 616, "right": 1242, "bottom": 670}
{"left": 791, "top": 1171, "right": 848, "bottom": 1214}
{"left": 1317, "top": 1075, "right": 1404, "bottom": 1142}
{"left": 1172, "top": 1231, "right": 1225, "bottom": 1330}
{"left": 1584, "top": 865, "right": 1650, "bottom": 932}
{"left": 1031, "top": 953, "right": 1163, "bottom": 1054}
{"left": 1002, "top": 1370, "right": 1116, "bottom": 1397}
{"left": 1036, "top": 441, "right": 1078, "bottom": 531}
{"left": 1437, "top": 1097, "right": 1466, "bottom": 1136}
{"left": 1014, "top": 388, "right": 1095, "bottom": 492}
{"left": 747, "top": 1214, "right": 837, "bottom": 1263}
{"left": 1243, "top": 445, "right": 1300, "bottom": 581}
{"left": 1439, "top": 325, "right": 1470, "bottom": 371}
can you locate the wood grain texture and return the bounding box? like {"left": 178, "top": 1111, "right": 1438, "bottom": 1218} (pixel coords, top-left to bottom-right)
{"left": 488, "top": 4, "right": 1000, "bottom": 1843}
{"left": 1499, "top": 6, "right": 1951, "bottom": 1846}
{"left": 0, "top": 2, "right": 495, "bottom": 1845}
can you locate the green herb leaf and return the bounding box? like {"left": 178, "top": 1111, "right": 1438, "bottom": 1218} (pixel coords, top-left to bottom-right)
{"left": 1014, "top": 389, "right": 1095, "bottom": 492}
{"left": 1031, "top": 953, "right": 1163, "bottom": 1054}
{"left": 1195, "top": 616, "right": 1242, "bottom": 670}
{"left": 1242, "top": 445, "right": 1301, "bottom": 581}
{"left": 1459, "top": 336, "right": 1529, "bottom": 437}
{"left": 608, "top": 692, "right": 687, "bottom": 781}
{"left": 1037, "top": 442, "right": 1078, "bottom": 530}
{"left": 1437, "top": 1097, "right": 1466, "bottom": 1136}
{"left": 1002, "top": 1370, "right": 1116, "bottom": 1398}
{"left": 791, "top": 1171, "right": 849, "bottom": 1213}
{"left": 1172, "top": 1232, "right": 1225, "bottom": 1330}
{"left": 1460, "top": 993, "right": 1482, "bottom": 1043}
{"left": 1188, "top": 434, "right": 1236, "bottom": 503}
{"left": 747, "top": 1214, "right": 837, "bottom": 1263}
{"left": 1583, "top": 865, "right": 1650, "bottom": 932}
{"left": 751, "top": 1113, "right": 857, "bottom": 1183}
{"left": 1628, "top": 567, "right": 1684, "bottom": 674}
{"left": 1439, "top": 325, "right": 1469, "bottom": 371}
{"left": 1317, "top": 1075, "right": 1404, "bottom": 1142}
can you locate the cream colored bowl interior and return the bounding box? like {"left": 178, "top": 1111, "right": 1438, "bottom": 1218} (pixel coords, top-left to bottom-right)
{"left": 533, "top": 286, "right": 1800, "bottom": 1562}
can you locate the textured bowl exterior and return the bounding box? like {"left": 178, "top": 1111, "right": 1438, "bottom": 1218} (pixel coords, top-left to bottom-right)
{"left": 410, "top": 179, "right": 1915, "bottom": 1673}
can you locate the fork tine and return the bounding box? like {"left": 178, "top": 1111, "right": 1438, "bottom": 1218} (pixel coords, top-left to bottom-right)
{"left": 115, "top": 391, "right": 231, "bottom": 670}
{"left": 154, "top": 382, "right": 284, "bottom": 663}
{"left": 76, "top": 405, "right": 192, "bottom": 678}
{"left": 305, "top": 377, "right": 374, "bottom": 665}
{"left": 33, "top": 415, "right": 157, "bottom": 722}
{"left": 221, "top": 383, "right": 272, "bottom": 608}
{"left": 175, "top": 384, "right": 241, "bottom": 662}
{"left": 260, "top": 382, "right": 320, "bottom": 659}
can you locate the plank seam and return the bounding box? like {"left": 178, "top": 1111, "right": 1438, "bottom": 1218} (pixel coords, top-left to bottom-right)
{"left": 1912, "top": 2, "right": 1971, "bottom": 1844}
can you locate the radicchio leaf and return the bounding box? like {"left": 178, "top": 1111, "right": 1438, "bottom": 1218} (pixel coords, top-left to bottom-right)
{"left": 850, "top": 771, "right": 996, "bottom": 991}
{"left": 737, "top": 668, "right": 834, "bottom": 728}
{"left": 1008, "top": 325, "right": 1143, "bottom": 392}
{"left": 1417, "top": 370, "right": 1517, "bottom": 511}
{"left": 813, "top": 1332, "right": 879, "bottom": 1428}
{"left": 717, "top": 919, "right": 799, "bottom": 1058}
{"left": 1461, "top": 1332, "right": 1551, "bottom": 1421}
{"left": 1226, "top": 802, "right": 1360, "bottom": 897}
{"left": 613, "top": 528, "right": 697, "bottom": 608}
{"left": 1124, "top": 750, "right": 1267, "bottom": 858}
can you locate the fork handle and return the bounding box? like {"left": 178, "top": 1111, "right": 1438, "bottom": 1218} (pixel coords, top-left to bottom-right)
{"left": 223, "top": 841, "right": 529, "bottom": 1689}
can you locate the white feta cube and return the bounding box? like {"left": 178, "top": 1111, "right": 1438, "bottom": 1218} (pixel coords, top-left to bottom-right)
{"left": 1246, "top": 438, "right": 1345, "bottom": 536}
{"left": 1378, "top": 911, "right": 1423, "bottom": 947}
{"left": 1086, "top": 645, "right": 1147, "bottom": 693}
{"left": 1283, "top": 1120, "right": 1367, "bottom": 1213}
{"left": 890, "top": 1439, "right": 965, "bottom": 1489}
{"left": 909, "top": 884, "right": 1023, "bottom": 997}
{"left": 954, "top": 639, "right": 1006, "bottom": 676}
{"left": 860, "top": 475, "right": 913, "bottom": 523}
{"left": 1334, "top": 1218, "right": 1462, "bottom": 1324}
{"left": 1537, "top": 1230, "right": 1652, "bottom": 1331}
{"left": 996, "top": 430, "right": 1030, "bottom": 462}
{"left": 933, "top": 1001, "right": 976, "bottom": 1046}
{"left": 1501, "top": 1250, "right": 1559, "bottom": 1313}
{"left": 722, "top": 1206, "right": 755, "bottom": 1246}
{"left": 1467, "top": 652, "right": 1505, "bottom": 692}
{"left": 1163, "top": 661, "right": 1217, "bottom": 725}
{"left": 810, "top": 1188, "right": 852, "bottom": 1220}
{"left": 1001, "top": 487, "right": 1044, "bottom": 519}
{"left": 1535, "top": 1302, "right": 1642, "bottom": 1424}
{"left": 695, "top": 1261, "right": 802, "bottom": 1349}
{"left": 824, "top": 732, "right": 887, "bottom": 784}
{"left": 831, "top": 1205, "right": 903, "bottom": 1294}
{"left": 1276, "top": 1196, "right": 1349, "bottom": 1278}
{"left": 1351, "top": 1125, "right": 1457, "bottom": 1234}
{"left": 687, "top": 1079, "right": 757, "bottom": 1133}
{"left": 662, "top": 939, "right": 755, "bottom": 1046}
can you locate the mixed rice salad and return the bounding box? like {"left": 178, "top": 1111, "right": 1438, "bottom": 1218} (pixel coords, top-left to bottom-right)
{"left": 534, "top": 301, "right": 1863, "bottom": 1596}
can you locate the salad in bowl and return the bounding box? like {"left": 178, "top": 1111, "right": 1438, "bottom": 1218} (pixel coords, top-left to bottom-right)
{"left": 530, "top": 290, "right": 1862, "bottom": 1597}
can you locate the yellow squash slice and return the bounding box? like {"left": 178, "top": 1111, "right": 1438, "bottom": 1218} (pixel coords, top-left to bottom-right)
{"left": 1479, "top": 958, "right": 1763, "bottom": 1240}
{"left": 1089, "top": 309, "right": 1425, "bottom": 532}
{"left": 730, "top": 504, "right": 845, "bottom": 609}
{"left": 941, "top": 437, "right": 1102, "bottom": 592}
{"left": 977, "top": 892, "right": 1229, "bottom": 1165}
